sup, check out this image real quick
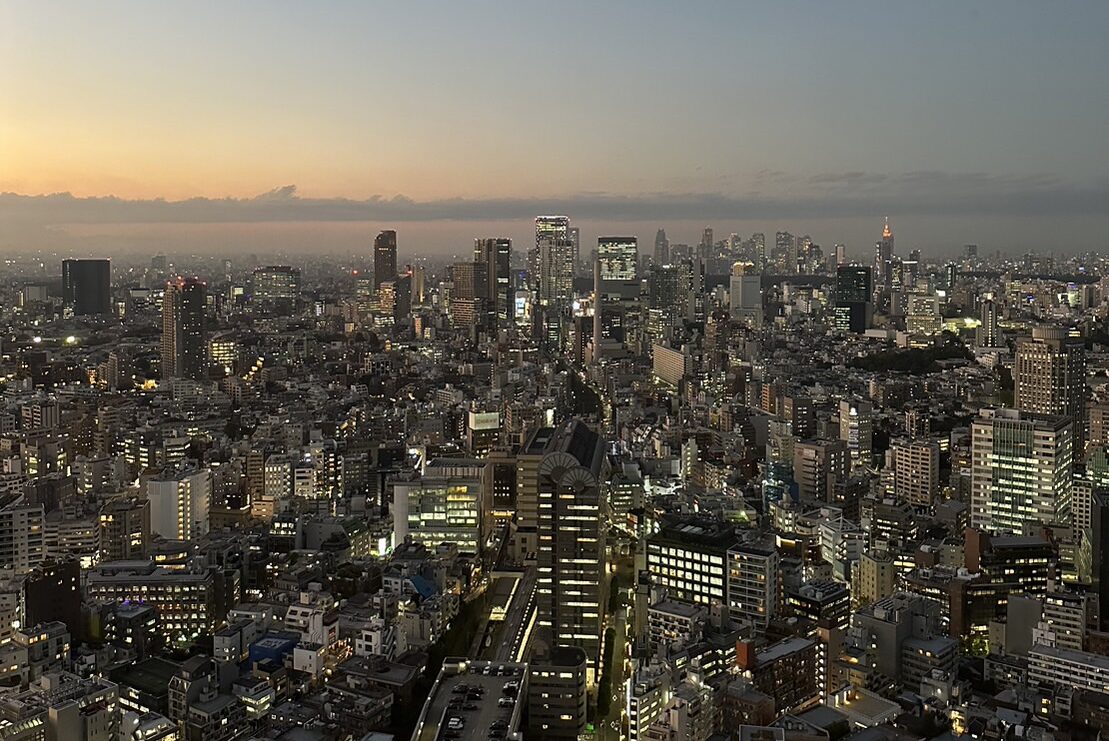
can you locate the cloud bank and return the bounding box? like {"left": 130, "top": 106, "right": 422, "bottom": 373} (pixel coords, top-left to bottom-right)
{"left": 2, "top": 171, "right": 1107, "bottom": 227}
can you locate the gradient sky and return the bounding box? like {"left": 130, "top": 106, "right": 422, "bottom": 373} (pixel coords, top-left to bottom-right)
{"left": 2, "top": 1, "right": 1108, "bottom": 258}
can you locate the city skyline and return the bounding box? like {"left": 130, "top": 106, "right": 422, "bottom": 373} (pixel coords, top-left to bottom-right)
{"left": 3, "top": 1, "right": 1109, "bottom": 256}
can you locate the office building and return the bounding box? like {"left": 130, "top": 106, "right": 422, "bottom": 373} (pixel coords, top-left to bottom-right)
{"left": 598, "top": 236, "right": 638, "bottom": 282}
{"left": 646, "top": 519, "right": 735, "bottom": 606}
{"left": 971, "top": 408, "right": 1073, "bottom": 532}
{"left": 161, "top": 277, "right": 207, "bottom": 381}
{"left": 62, "top": 258, "right": 112, "bottom": 315}
{"left": 250, "top": 265, "right": 300, "bottom": 314}
{"left": 727, "top": 539, "right": 780, "bottom": 626}
{"left": 533, "top": 216, "right": 571, "bottom": 291}
{"left": 536, "top": 421, "right": 608, "bottom": 664}
{"left": 373, "top": 229, "right": 398, "bottom": 292}
{"left": 1015, "top": 325, "right": 1088, "bottom": 451}
{"left": 474, "top": 237, "right": 513, "bottom": 322}
{"left": 834, "top": 266, "right": 873, "bottom": 333}
{"left": 392, "top": 474, "right": 482, "bottom": 555}
{"left": 840, "top": 399, "right": 874, "bottom": 469}
{"left": 98, "top": 497, "right": 150, "bottom": 563}
{"left": 977, "top": 299, "right": 1001, "bottom": 347}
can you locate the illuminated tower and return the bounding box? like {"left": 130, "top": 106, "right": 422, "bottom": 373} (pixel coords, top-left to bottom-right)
{"left": 874, "top": 218, "right": 894, "bottom": 289}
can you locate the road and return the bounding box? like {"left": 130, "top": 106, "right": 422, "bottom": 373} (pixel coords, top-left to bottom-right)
{"left": 597, "top": 606, "right": 629, "bottom": 741}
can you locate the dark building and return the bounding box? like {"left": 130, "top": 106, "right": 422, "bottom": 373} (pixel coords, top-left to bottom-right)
{"left": 834, "top": 265, "right": 873, "bottom": 333}
{"left": 62, "top": 258, "right": 111, "bottom": 315}
{"left": 474, "top": 237, "right": 512, "bottom": 323}
{"left": 161, "top": 277, "right": 207, "bottom": 380}
{"left": 373, "top": 230, "right": 397, "bottom": 291}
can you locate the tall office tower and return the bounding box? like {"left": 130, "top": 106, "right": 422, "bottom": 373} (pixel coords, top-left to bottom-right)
{"left": 411, "top": 265, "right": 426, "bottom": 304}
{"left": 700, "top": 227, "right": 714, "bottom": 254}
{"left": 161, "top": 277, "right": 208, "bottom": 381}
{"left": 536, "top": 420, "right": 609, "bottom": 665}
{"left": 833, "top": 265, "right": 873, "bottom": 333}
{"left": 474, "top": 238, "right": 513, "bottom": 322}
{"left": 654, "top": 229, "right": 669, "bottom": 265}
{"left": 728, "top": 264, "right": 762, "bottom": 326}
{"left": 1015, "top": 326, "right": 1088, "bottom": 451}
{"left": 965, "top": 244, "right": 979, "bottom": 258}
{"left": 834, "top": 243, "right": 848, "bottom": 266}
{"left": 874, "top": 218, "right": 894, "bottom": 289}
{"left": 373, "top": 230, "right": 397, "bottom": 291}
{"left": 567, "top": 226, "right": 581, "bottom": 275}
{"left": 888, "top": 439, "right": 940, "bottom": 508}
{"left": 61, "top": 258, "right": 111, "bottom": 315}
{"left": 971, "top": 408, "right": 1074, "bottom": 532}
{"left": 751, "top": 232, "right": 767, "bottom": 269}
{"left": 977, "top": 300, "right": 1000, "bottom": 347}
{"left": 534, "top": 216, "right": 571, "bottom": 290}
{"left": 597, "top": 236, "right": 638, "bottom": 281}
{"left": 538, "top": 237, "right": 575, "bottom": 306}
{"left": 250, "top": 265, "right": 301, "bottom": 314}
{"left": 839, "top": 399, "right": 873, "bottom": 469}
{"left": 946, "top": 263, "right": 958, "bottom": 290}
{"left": 773, "top": 231, "right": 795, "bottom": 272}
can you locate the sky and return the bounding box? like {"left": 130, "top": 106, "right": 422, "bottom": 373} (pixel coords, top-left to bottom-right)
{"left": 2, "top": 1, "right": 1108, "bottom": 259}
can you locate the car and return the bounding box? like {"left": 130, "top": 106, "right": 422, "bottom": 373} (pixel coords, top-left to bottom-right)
{"left": 497, "top": 697, "right": 515, "bottom": 707}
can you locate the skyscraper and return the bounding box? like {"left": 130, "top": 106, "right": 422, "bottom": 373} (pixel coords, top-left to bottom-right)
{"left": 833, "top": 266, "right": 873, "bottom": 333}
{"left": 597, "top": 236, "right": 638, "bottom": 282}
{"left": 977, "top": 300, "right": 1000, "bottom": 348}
{"left": 534, "top": 216, "right": 571, "bottom": 291}
{"left": 161, "top": 277, "right": 207, "bottom": 381}
{"left": 474, "top": 238, "right": 513, "bottom": 322}
{"left": 653, "top": 229, "right": 669, "bottom": 265}
{"left": 874, "top": 218, "right": 894, "bottom": 289}
{"left": 538, "top": 237, "right": 575, "bottom": 306}
{"left": 61, "top": 258, "right": 111, "bottom": 315}
{"left": 839, "top": 399, "right": 873, "bottom": 470}
{"left": 536, "top": 420, "right": 608, "bottom": 665}
{"left": 373, "top": 230, "right": 397, "bottom": 291}
{"left": 971, "top": 408, "right": 1073, "bottom": 532}
{"left": 1015, "top": 326, "right": 1088, "bottom": 450}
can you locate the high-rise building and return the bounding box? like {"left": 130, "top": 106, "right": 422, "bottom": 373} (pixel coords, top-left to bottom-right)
{"left": 146, "top": 467, "right": 211, "bottom": 542}
{"left": 874, "top": 218, "right": 894, "bottom": 289}
{"left": 474, "top": 238, "right": 513, "bottom": 322}
{"left": 373, "top": 230, "right": 397, "bottom": 291}
{"left": 834, "top": 266, "right": 873, "bottom": 333}
{"left": 887, "top": 439, "right": 940, "bottom": 508}
{"left": 62, "top": 258, "right": 112, "bottom": 315}
{"left": 654, "top": 229, "right": 669, "bottom": 265}
{"left": 793, "top": 439, "right": 849, "bottom": 502}
{"left": 839, "top": 399, "right": 874, "bottom": 469}
{"left": 538, "top": 237, "right": 575, "bottom": 306}
{"left": 250, "top": 265, "right": 300, "bottom": 315}
{"left": 536, "top": 421, "right": 608, "bottom": 665}
{"left": 977, "top": 299, "right": 1001, "bottom": 347}
{"left": 597, "top": 236, "right": 638, "bottom": 282}
{"left": 1015, "top": 326, "right": 1088, "bottom": 451}
{"left": 971, "top": 408, "right": 1074, "bottom": 532}
{"left": 161, "top": 277, "right": 207, "bottom": 381}
{"left": 729, "top": 265, "right": 762, "bottom": 326}
{"left": 98, "top": 497, "right": 150, "bottom": 563}
{"left": 534, "top": 216, "right": 571, "bottom": 291}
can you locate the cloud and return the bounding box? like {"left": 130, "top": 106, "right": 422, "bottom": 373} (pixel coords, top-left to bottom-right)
{"left": 0, "top": 171, "right": 1106, "bottom": 231}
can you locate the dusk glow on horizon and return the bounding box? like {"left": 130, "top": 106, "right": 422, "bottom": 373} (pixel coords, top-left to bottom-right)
{"left": 3, "top": 1, "right": 1109, "bottom": 255}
